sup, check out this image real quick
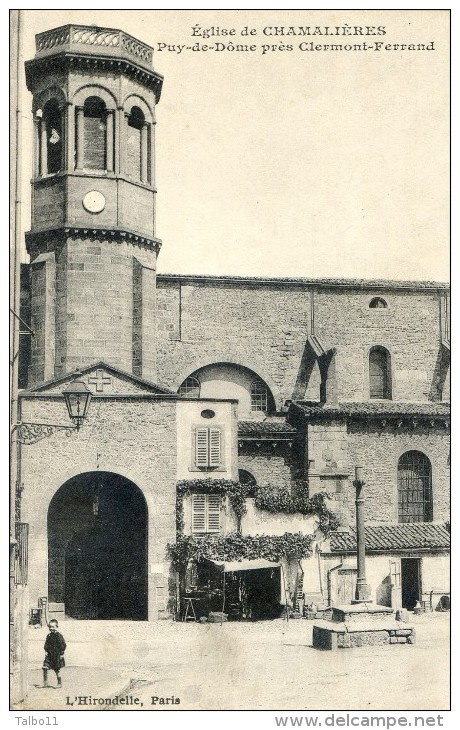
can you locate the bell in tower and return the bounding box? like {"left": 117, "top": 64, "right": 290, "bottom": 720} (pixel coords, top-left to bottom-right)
{"left": 24, "top": 25, "right": 163, "bottom": 385}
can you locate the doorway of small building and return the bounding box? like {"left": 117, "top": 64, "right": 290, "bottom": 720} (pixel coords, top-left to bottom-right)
{"left": 48, "top": 472, "right": 148, "bottom": 620}
{"left": 401, "top": 558, "right": 421, "bottom": 610}
{"left": 227, "top": 568, "right": 283, "bottom": 620}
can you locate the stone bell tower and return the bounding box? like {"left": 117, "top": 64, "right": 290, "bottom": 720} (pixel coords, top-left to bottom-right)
{"left": 25, "top": 25, "right": 163, "bottom": 385}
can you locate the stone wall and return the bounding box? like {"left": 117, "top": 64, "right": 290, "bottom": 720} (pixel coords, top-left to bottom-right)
{"left": 31, "top": 177, "right": 65, "bottom": 230}
{"left": 19, "top": 395, "right": 178, "bottom": 621}
{"left": 156, "top": 279, "right": 311, "bottom": 408}
{"left": 346, "top": 421, "right": 450, "bottom": 524}
{"left": 238, "top": 444, "right": 296, "bottom": 488}
{"left": 156, "top": 278, "right": 447, "bottom": 406}
{"left": 302, "top": 418, "right": 449, "bottom": 526}
{"left": 176, "top": 399, "right": 238, "bottom": 481}
{"left": 320, "top": 552, "right": 450, "bottom": 608}
{"left": 28, "top": 236, "right": 157, "bottom": 385}
{"left": 314, "top": 288, "right": 443, "bottom": 402}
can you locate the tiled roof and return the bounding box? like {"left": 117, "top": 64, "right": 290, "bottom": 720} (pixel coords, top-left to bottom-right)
{"left": 238, "top": 420, "right": 297, "bottom": 438}
{"left": 291, "top": 401, "right": 450, "bottom": 420}
{"left": 157, "top": 273, "right": 449, "bottom": 291}
{"left": 329, "top": 524, "right": 450, "bottom": 553}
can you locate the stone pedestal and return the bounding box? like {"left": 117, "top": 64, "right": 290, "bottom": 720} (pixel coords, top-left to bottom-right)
{"left": 312, "top": 604, "right": 415, "bottom": 650}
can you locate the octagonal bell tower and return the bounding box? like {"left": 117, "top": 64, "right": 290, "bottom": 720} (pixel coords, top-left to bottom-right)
{"left": 25, "top": 25, "right": 163, "bottom": 385}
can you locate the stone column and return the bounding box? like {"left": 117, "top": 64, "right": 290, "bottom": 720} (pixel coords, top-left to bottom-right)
{"left": 75, "top": 106, "right": 84, "bottom": 169}
{"left": 40, "top": 118, "right": 47, "bottom": 175}
{"left": 33, "top": 117, "right": 40, "bottom": 178}
{"left": 150, "top": 120, "right": 156, "bottom": 189}
{"left": 141, "top": 124, "right": 149, "bottom": 183}
{"left": 106, "top": 110, "right": 114, "bottom": 172}
{"left": 352, "top": 466, "right": 371, "bottom": 603}
{"left": 119, "top": 110, "right": 128, "bottom": 175}
{"left": 66, "top": 103, "right": 74, "bottom": 172}
{"left": 115, "top": 107, "right": 123, "bottom": 175}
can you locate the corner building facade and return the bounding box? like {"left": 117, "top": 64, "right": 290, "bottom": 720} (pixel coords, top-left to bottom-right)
{"left": 18, "top": 26, "right": 450, "bottom": 622}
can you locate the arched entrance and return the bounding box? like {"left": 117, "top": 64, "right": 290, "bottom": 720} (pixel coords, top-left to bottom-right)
{"left": 48, "top": 472, "right": 148, "bottom": 620}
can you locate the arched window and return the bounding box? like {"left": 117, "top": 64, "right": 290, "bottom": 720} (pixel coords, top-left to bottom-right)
{"left": 42, "top": 99, "right": 62, "bottom": 174}
{"left": 83, "top": 97, "right": 107, "bottom": 170}
{"left": 250, "top": 379, "right": 269, "bottom": 412}
{"left": 178, "top": 376, "right": 201, "bottom": 398}
{"left": 369, "top": 347, "right": 391, "bottom": 399}
{"left": 238, "top": 470, "right": 257, "bottom": 494}
{"left": 369, "top": 297, "right": 387, "bottom": 309}
{"left": 127, "top": 106, "right": 146, "bottom": 181}
{"left": 398, "top": 451, "right": 433, "bottom": 523}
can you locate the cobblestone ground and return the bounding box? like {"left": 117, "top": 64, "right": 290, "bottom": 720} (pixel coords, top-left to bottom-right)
{"left": 15, "top": 612, "right": 449, "bottom": 712}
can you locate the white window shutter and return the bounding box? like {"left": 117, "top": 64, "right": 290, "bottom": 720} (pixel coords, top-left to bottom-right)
{"left": 192, "top": 494, "right": 206, "bottom": 533}
{"left": 208, "top": 429, "right": 222, "bottom": 467}
{"left": 207, "top": 495, "right": 221, "bottom": 533}
{"left": 195, "top": 428, "right": 209, "bottom": 467}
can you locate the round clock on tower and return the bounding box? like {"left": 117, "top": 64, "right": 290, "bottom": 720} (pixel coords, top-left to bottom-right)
{"left": 24, "top": 25, "right": 163, "bottom": 385}
{"left": 82, "top": 190, "right": 106, "bottom": 214}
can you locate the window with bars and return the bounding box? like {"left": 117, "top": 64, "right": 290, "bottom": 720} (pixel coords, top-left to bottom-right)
{"left": 369, "top": 346, "right": 391, "bottom": 399}
{"left": 195, "top": 427, "right": 222, "bottom": 468}
{"left": 178, "top": 376, "right": 201, "bottom": 398}
{"left": 192, "top": 494, "right": 221, "bottom": 534}
{"left": 398, "top": 451, "right": 433, "bottom": 523}
{"left": 250, "top": 379, "right": 268, "bottom": 411}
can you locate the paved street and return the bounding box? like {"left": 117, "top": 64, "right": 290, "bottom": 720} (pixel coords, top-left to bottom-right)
{"left": 14, "top": 612, "right": 449, "bottom": 712}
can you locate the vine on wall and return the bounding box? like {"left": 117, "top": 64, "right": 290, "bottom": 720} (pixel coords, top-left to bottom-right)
{"left": 174, "top": 478, "right": 339, "bottom": 548}
{"left": 167, "top": 531, "right": 314, "bottom": 574}
{"left": 176, "top": 479, "right": 247, "bottom": 533}
{"left": 254, "top": 485, "right": 340, "bottom": 534}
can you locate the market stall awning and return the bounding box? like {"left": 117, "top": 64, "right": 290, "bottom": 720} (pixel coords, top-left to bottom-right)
{"left": 204, "top": 558, "right": 281, "bottom": 572}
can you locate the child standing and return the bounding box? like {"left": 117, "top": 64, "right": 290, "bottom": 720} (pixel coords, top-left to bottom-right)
{"left": 43, "top": 619, "right": 66, "bottom": 688}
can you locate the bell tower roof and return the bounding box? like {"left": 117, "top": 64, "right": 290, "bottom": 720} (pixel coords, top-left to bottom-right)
{"left": 26, "top": 24, "right": 163, "bottom": 101}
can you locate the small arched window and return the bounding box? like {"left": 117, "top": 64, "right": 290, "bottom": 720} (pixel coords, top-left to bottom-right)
{"left": 42, "top": 99, "right": 62, "bottom": 174}
{"left": 369, "top": 347, "right": 391, "bottom": 399}
{"left": 398, "top": 451, "right": 432, "bottom": 523}
{"left": 250, "top": 379, "right": 268, "bottom": 412}
{"left": 83, "top": 96, "right": 107, "bottom": 170}
{"left": 238, "top": 470, "right": 257, "bottom": 494}
{"left": 178, "top": 376, "right": 201, "bottom": 398}
{"left": 127, "top": 106, "right": 146, "bottom": 181}
{"left": 369, "top": 297, "right": 387, "bottom": 309}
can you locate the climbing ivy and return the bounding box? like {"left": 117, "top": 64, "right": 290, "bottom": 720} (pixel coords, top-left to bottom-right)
{"left": 167, "top": 531, "right": 314, "bottom": 574}
{"left": 254, "top": 484, "right": 340, "bottom": 535}
{"left": 176, "top": 479, "right": 248, "bottom": 534}
{"left": 176, "top": 479, "right": 339, "bottom": 537}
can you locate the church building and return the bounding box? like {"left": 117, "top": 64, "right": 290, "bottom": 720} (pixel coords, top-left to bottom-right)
{"left": 16, "top": 24, "right": 450, "bottom": 623}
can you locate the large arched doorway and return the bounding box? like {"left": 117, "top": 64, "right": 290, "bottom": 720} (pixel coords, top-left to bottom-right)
{"left": 48, "top": 472, "right": 148, "bottom": 620}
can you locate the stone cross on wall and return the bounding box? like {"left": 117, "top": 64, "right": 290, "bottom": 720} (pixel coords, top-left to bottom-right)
{"left": 88, "top": 369, "right": 112, "bottom": 393}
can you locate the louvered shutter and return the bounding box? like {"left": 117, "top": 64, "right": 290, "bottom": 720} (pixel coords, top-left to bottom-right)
{"left": 206, "top": 495, "right": 221, "bottom": 533}
{"left": 195, "top": 428, "right": 209, "bottom": 467}
{"left": 194, "top": 428, "right": 222, "bottom": 467}
{"left": 208, "top": 429, "right": 222, "bottom": 467}
{"left": 192, "top": 494, "right": 206, "bottom": 533}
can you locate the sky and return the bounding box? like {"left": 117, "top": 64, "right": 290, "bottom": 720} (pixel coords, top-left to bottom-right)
{"left": 15, "top": 8, "right": 450, "bottom": 282}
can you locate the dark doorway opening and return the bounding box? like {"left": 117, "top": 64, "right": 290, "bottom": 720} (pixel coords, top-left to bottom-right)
{"left": 48, "top": 472, "right": 148, "bottom": 620}
{"left": 224, "top": 568, "right": 282, "bottom": 620}
{"left": 401, "top": 558, "right": 421, "bottom": 610}
{"left": 243, "top": 567, "right": 282, "bottom": 619}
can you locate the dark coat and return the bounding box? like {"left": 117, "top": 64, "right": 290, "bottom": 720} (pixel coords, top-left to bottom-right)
{"left": 43, "top": 631, "right": 66, "bottom": 671}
